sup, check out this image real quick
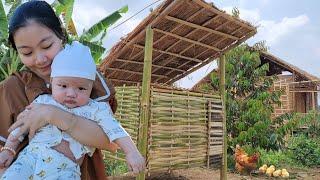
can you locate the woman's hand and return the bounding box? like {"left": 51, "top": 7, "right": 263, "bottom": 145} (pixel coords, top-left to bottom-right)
{"left": 8, "top": 103, "right": 55, "bottom": 140}
{"left": 0, "top": 151, "right": 14, "bottom": 168}
{"left": 9, "top": 103, "right": 112, "bottom": 149}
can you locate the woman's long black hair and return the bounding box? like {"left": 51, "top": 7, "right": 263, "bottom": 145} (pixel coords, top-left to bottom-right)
{"left": 8, "top": 0, "right": 67, "bottom": 49}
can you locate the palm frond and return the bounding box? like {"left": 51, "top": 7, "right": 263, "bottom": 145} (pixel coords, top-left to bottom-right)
{"left": 81, "top": 5, "right": 128, "bottom": 41}
{"left": 0, "top": 0, "right": 8, "bottom": 42}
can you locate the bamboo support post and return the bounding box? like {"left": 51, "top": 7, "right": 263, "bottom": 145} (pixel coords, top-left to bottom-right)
{"left": 207, "top": 101, "right": 212, "bottom": 168}
{"left": 137, "top": 26, "right": 153, "bottom": 180}
{"left": 219, "top": 55, "right": 227, "bottom": 180}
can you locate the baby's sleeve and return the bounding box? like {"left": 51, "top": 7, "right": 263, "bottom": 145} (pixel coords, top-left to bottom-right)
{"left": 94, "top": 102, "right": 129, "bottom": 142}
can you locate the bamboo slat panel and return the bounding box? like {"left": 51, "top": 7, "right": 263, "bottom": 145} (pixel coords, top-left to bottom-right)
{"left": 271, "top": 75, "right": 294, "bottom": 118}
{"left": 114, "top": 86, "right": 141, "bottom": 142}
{"left": 104, "top": 85, "right": 223, "bottom": 173}
{"left": 103, "top": 86, "right": 141, "bottom": 176}
{"left": 148, "top": 87, "right": 223, "bottom": 171}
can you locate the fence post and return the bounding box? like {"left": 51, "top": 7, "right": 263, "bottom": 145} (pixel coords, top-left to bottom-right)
{"left": 136, "top": 25, "right": 153, "bottom": 180}
{"left": 219, "top": 55, "right": 227, "bottom": 180}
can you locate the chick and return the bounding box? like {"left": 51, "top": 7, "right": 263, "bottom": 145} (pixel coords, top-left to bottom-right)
{"left": 265, "top": 165, "right": 275, "bottom": 177}
{"left": 281, "top": 169, "right": 289, "bottom": 178}
{"left": 273, "top": 169, "right": 282, "bottom": 177}
{"left": 259, "top": 164, "right": 268, "bottom": 174}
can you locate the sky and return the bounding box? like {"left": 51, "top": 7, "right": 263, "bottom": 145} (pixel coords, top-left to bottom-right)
{"left": 5, "top": 0, "right": 320, "bottom": 89}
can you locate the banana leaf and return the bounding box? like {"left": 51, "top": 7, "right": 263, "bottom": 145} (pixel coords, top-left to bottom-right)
{"left": 0, "top": 0, "right": 8, "bottom": 41}
{"left": 79, "top": 40, "right": 105, "bottom": 64}
{"left": 4, "top": 0, "right": 15, "bottom": 5}
{"left": 81, "top": 5, "right": 128, "bottom": 41}
{"left": 52, "top": 0, "right": 74, "bottom": 28}
{"left": 7, "top": 0, "right": 21, "bottom": 20}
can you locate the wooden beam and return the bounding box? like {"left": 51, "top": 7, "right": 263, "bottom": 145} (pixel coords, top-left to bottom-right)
{"left": 108, "top": 67, "right": 167, "bottom": 79}
{"left": 165, "top": 15, "right": 239, "bottom": 40}
{"left": 132, "top": 8, "right": 208, "bottom": 66}
{"left": 102, "top": 0, "right": 185, "bottom": 67}
{"left": 133, "top": 44, "right": 202, "bottom": 63}
{"left": 110, "top": 78, "right": 140, "bottom": 84}
{"left": 153, "top": 28, "right": 221, "bottom": 52}
{"left": 116, "top": 58, "right": 186, "bottom": 72}
{"left": 151, "top": 11, "right": 220, "bottom": 65}
{"left": 192, "top": 0, "right": 256, "bottom": 31}
{"left": 164, "top": 26, "right": 255, "bottom": 85}
{"left": 119, "top": 7, "right": 209, "bottom": 81}
{"left": 137, "top": 26, "right": 153, "bottom": 180}
{"left": 289, "top": 90, "right": 320, "bottom": 93}
{"left": 154, "top": 16, "right": 226, "bottom": 82}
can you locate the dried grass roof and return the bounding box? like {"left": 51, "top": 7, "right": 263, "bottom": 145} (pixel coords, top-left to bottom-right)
{"left": 99, "top": 0, "right": 256, "bottom": 86}
{"left": 260, "top": 52, "right": 320, "bottom": 82}
{"left": 192, "top": 51, "right": 320, "bottom": 91}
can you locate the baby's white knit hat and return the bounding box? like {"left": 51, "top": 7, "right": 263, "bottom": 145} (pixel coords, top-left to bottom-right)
{"left": 51, "top": 41, "right": 96, "bottom": 80}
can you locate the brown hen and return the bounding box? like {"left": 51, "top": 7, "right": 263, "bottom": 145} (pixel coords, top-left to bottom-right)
{"left": 234, "top": 144, "right": 259, "bottom": 174}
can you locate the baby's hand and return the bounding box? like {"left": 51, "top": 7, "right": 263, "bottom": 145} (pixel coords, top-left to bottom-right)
{"left": 125, "top": 150, "right": 145, "bottom": 174}
{"left": 0, "top": 150, "right": 14, "bottom": 168}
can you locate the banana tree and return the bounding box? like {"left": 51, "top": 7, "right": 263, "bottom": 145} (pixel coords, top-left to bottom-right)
{"left": 0, "top": 0, "right": 23, "bottom": 81}
{"left": 0, "top": 0, "right": 128, "bottom": 81}
{"left": 52, "top": 0, "right": 128, "bottom": 63}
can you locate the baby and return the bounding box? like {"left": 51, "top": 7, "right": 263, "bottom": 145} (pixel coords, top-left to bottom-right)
{"left": 0, "top": 41, "right": 144, "bottom": 179}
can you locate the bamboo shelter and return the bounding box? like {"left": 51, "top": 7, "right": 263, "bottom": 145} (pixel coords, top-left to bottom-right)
{"left": 192, "top": 51, "right": 320, "bottom": 118}
{"left": 100, "top": 0, "right": 256, "bottom": 86}
{"left": 99, "top": 0, "right": 256, "bottom": 178}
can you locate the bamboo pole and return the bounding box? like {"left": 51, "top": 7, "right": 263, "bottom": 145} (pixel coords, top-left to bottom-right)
{"left": 219, "top": 55, "right": 227, "bottom": 180}
{"left": 136, "top": 26, "right": 153, "bottom": 180}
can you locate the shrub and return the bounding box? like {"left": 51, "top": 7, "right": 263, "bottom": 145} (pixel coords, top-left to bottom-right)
{"left": 103, "top": 151, "right": 128, "bottom": 176}
{"left": 258, "top": 148, "right": 295, "bottom": 168}
{"left": 287, "top": 134, "right": 320, "bottom": 167}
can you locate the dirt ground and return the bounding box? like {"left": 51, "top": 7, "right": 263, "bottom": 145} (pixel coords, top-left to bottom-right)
{"left": 108, "top": 167, "right": 320, "bottom": 180}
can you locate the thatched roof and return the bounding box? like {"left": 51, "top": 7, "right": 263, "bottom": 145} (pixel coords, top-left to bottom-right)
{"left": 99, "top": 0, "right": 256, "bottom": 86}
{"left": 192, "top": 51, "right": 320, "bottom": 90}
{"left": 260, "top": 52, "right": 320, "bottom": 82}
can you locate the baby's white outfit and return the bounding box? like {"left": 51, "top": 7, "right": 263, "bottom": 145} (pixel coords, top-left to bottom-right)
{"left": 1, "top": 94, "right": 128, "bottom": 180}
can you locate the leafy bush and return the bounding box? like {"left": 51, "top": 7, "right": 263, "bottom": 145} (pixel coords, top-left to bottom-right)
{"left": 258, "top": 148, "right": 295, "bottom": 168}
{"left": 227, "top": 153, "right": 235, "bottom": 170}
{"left": 103, "top": 151, "right": 128, "bottom": 176}
{"left": 287, "top": 134, "right": 320, "bottom": 167}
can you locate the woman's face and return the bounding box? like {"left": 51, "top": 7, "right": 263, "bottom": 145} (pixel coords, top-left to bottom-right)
{"left": 13, "top": 21, "right": 63, "bottom": 81}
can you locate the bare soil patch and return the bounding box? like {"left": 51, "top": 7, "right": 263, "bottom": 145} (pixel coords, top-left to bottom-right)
{"left": 108, "top": 167, "right": 320, "bottom": 180}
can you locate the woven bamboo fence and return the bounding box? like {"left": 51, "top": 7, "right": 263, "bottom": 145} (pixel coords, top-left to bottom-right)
{"left": 105, "top": 85, "right": 223, "bottom": 173}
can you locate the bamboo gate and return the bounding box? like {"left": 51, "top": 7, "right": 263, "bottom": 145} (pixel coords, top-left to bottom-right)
{"left": 106, "top": 85, "right": 224, "bottom": 173}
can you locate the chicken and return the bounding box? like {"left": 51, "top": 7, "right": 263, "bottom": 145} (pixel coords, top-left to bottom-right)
{"left": 258, "top": 164, "right": 268, "bottom": 174}
{"left": 281, "top": 169, "right": 289, "bottom": 178}
{"left": 234, "top": 144, "right": 260, "bottom": 174}
{"left": 273, "top": 169, "right": 282, "bottom": 177}
{"left": 266, "top": 165, "right": 275, "bottom": 177}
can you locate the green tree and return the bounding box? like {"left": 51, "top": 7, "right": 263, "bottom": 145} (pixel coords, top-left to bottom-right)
{"left": 0, "top": 0, "right": 127, "bottom": 81}
{"left": 202, "top": 43, "right": 285, "bottom": 150}
{"left": 202, "top": 43, "right": 319, "bottom": 151}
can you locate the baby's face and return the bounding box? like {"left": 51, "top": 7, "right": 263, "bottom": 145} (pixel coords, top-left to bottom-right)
{"left": 51, "top": 77, "right": 93, "bottom": 108}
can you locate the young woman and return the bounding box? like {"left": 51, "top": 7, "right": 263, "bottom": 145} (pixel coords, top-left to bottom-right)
{"left": 0, "top": 41, "right": 143, "bottom": 180}
{"left": 0, "top": 1, "right": 144, "bottom": 179}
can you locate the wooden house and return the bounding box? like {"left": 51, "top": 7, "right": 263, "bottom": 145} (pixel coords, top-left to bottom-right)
{"left": 192, "top": 51, "right": 320, "bottom": 118}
